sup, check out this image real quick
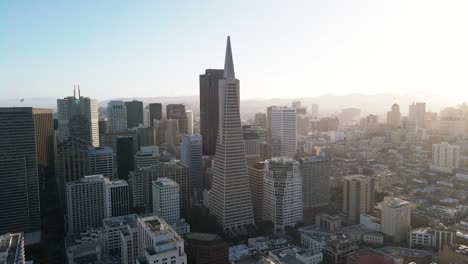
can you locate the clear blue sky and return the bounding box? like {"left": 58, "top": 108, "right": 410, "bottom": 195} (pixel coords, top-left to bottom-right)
{"left": 2, "top": 0, "right": 468, "bottom": 100}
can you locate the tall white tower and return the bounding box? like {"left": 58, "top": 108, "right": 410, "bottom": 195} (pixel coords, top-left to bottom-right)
{"left": 209, "top": 36, "right": 255, "bottom": 236}
{"left": 263, "top": 157, "right": 303, "bottom": 234}
{"left": 270, "top": 106, "right": 297, "bottom": 157}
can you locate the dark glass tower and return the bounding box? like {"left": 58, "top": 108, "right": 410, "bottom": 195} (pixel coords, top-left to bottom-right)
{"left": 166, "top": 104, "right": 188, "bottom": 135}
{"left": 125, "top": 100, "right": 144, "bottom": 128}
{"left": 199, "top": 69, "right": 224, "bottom": 155}
{"left": 0, "top": 107, "right": 41, "bottom": 234}
{"left": 148, "top": 103, "right": 162, "bottom": 127}
{"left": 117, "top": 136, "right": 135, "bottom": 180}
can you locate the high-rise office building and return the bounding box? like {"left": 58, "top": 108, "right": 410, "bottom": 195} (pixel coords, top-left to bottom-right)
{"left": 57, "top": 87, "right": 99, "bottom": 146}
{"left": 32, "top": 108, "right": 54, "bottom": 167}
{"left": 152, "top": 178, "right": 180, "bottom": 224}
{"left": 148, "top": 103, "right": 162, "bottom": 127}
{"left": 199, "top": 69, "right": 224, "bottom": 155}
{"left": 342, "top": 174, "right": 375, "bottom": 223}
{"left": 300, "top": 156, "right": 331, "bottom": 209}
{"left": 55, "top": 137, "right": 90, "bottom": 208}
{"left": 136, "top": 216, "right": 187, "bottom": 264}
{"left": 166, "top": 104, "right": 188, "bottom": 135}
{"left": 267, "top": 106, "right": 275, "bottom": 141}
{"left": 430, "top": 142, "right": 460, "bottom": 173}
{"left": 164, "top": 119, "right": 179, "bottom": 154}
{"left": 88, "top": 146, "right": 114, "bottom": 179}
{"left": 311, "top": 104, "right": 319, "bottom": 118}
{"left": 153, "top": 119, "right": 178, "bottom": 155}
{"left": 180, "top": 135, "right": 203, "bottom": 193}
{"left": 409, "top": 102, "right": 426, "bottom": 128}
{"left": 263, "top": 157, "right": 303, "bottom": 234}
{"left": 381, "top": 197, "right": 411, "bottom": 242}
{"left": 248, "top": 162, "right": 265, "bottom": 223}
{"left": 254, "top": 113, "right": 267, "bottom": 129}
{"left": 137, "top": 126, "right": 156, "bottom": 147}
{"left": 0, "top": 108, "right": 41, "bottom": 236}
{"left": 270, "top": 107, "right": 297, "bottom": 157}
{"left": 116, "top": 136, "right": 135, "bottom": 180}
{"left": 66, "top": 175, "right": 105, "bottom": 234}
{"left": 210, "top": 37, "right": 255, "bottom": 235}
{"left": 125, "top": 100, "right": 144, "bottom": 128}
{"left": 128, "top": 169, "right": 150, "bottom": 211}
{"left": 143, "top": 106, "right": 150, "bottom": 127}
{"left": 135, "top": 145, "right": 159, "bottom": 170}
{"left": 243, "top": 126, "right": 261, "bottom": 156}
{"left": 186, "top": 110, "right": 193, "bottom": 135}
{"left": 104, "top": 178, "right": 129, "bottom": 218}
{"left": 386, "top": 103, "right": 401, "bottom": 128}
{"left": 159, "top": 161, "right": 190, "bottom": 217}
{"left": 107, "top": 101, "right": 128, "bottom": 133}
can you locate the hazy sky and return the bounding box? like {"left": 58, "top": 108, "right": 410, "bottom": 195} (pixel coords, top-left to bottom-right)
{"left": 2, "top": 0, "right": 468, "bottom": 100}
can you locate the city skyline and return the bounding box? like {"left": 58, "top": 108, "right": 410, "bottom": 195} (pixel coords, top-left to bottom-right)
{"left": 2, "top": 1, "right": 468, "bottom": 101}
{"left": 2, "top": 2, "right": 468, "bottom": 263}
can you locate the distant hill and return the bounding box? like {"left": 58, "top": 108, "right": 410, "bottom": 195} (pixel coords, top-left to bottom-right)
{"left": 1, "top": 92, "right": 461, "bottom": 118}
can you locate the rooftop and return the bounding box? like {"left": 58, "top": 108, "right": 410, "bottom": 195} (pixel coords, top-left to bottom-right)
{"left": 343, "top": 174, "right": 370, "bottom": 181}
{"left": 103, "top": 214, "right": 138, "bottom": 228}
{"left": 384, "top": 197, "right": 409, "bottom": 208}
{"left": 154, "top": 178, "right": 178, "bottom": 188}
{"left": 185, "top": 232, "right": 221, "bottom": 242}
{"left": 378, "top": 246, "right": 433, "bottom": 259}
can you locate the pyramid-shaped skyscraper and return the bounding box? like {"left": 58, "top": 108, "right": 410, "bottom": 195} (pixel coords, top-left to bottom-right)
{"left": 209, "top": 36, "right": 255, "bottom": 236}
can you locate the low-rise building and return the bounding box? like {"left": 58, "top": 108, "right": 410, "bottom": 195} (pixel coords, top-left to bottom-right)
{"left": 410, "top": 227, "right": 434, "bottom": 248}
{"left": 363, "top": 232, "right": 385, "bottom": 245}
{"left": 322, "top": 236, "right": 359, "bottom": 264}
{"left": 0, "top": 233, "right": 25, "bottom": 264}
{"left": 267, "top": 246, "right": 322, "bottom": 264}
{"left": 315, "top": 213, "right": 342, "bottom": 232}
{"left": 378, "top": 246, "right": 433, "bottom": 264}
{"left": 185, "top": 233, "right": 229, "bottom": 264}
{"left": 347, "top": 248, "right": 402, "bottom": 264}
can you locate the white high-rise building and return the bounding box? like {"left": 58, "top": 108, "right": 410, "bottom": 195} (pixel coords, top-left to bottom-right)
{"left": 136, "top": 216, "right": 187, "bottom": 264}
{"left": 143, "top": 107, "right": 150, "bottom": 128}
{"left": 152, "top": 178, "right": 180, "bottom": 224}
{"left": 311, "top": 104, "right": 319, "bottom": 118}
{"left": 381, "top": 197, "right": 411, "bottom": 242}
{"left": 430, "top": 142, "right": 460, "bottom": 173}
{"left": 263, "top": 157, "right": 303, "bottom": 234}
{"left": 135, "top": 145, "right": 159, "bottom": 170}
{"left": 180, "top": 134, "right": 203, "bottom": 193}
{"left": 66, "top": 175, "right": 105, "bottom": 234}
{"left": 107, "top": 101, "right": 128, "bottom": 133}
{"left": 88, "top": 146, "right": 114, "bottom": 179}
{"left": 104, "top": 178, "right": 130, "bottom": 218}
{"left": 186, "top": 110, "right": 193, "bottom": 135}
{"left": 210, "top": 36, "right": 255, "bottom": 236}
{"left": 57, "top": 86, "right": 99, "bottom": 146}
{"left": 270, "top": 107, "right": 297, "bottom": 157}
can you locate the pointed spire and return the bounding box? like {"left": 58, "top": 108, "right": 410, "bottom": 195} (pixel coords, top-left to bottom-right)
{"left": 224, "top": 36, "right": 235, "bottom": 79}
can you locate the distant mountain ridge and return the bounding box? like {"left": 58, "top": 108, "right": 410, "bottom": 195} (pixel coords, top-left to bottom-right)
{"left": 0, "top": 92, "right": 461, "bottom": 118}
